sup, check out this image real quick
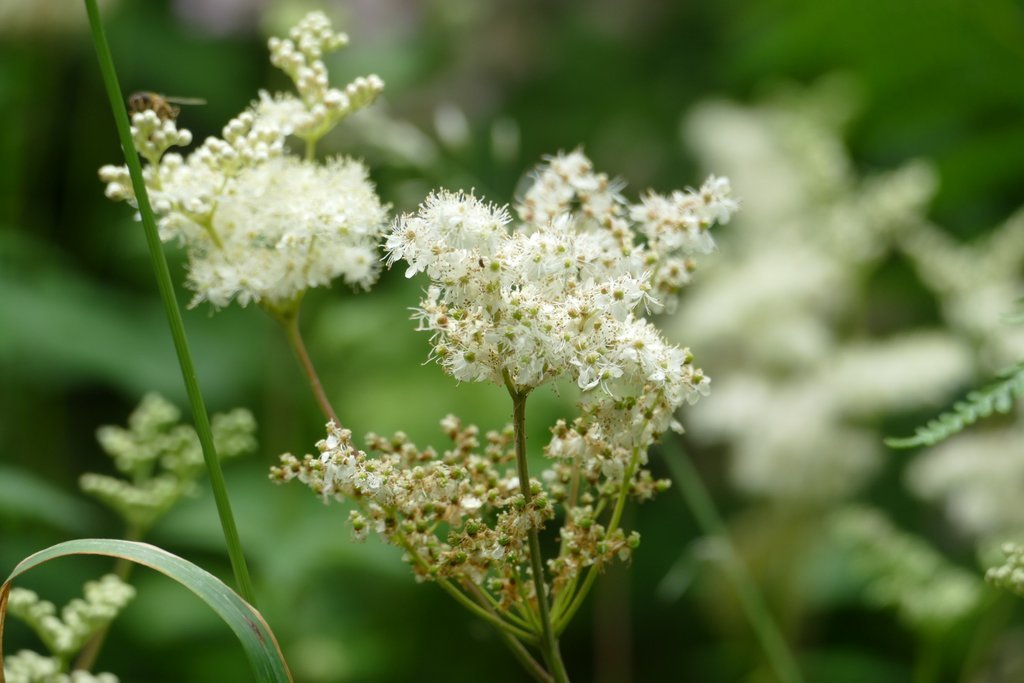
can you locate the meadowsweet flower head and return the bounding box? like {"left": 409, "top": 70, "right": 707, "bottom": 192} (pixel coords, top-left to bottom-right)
{"left": 386, "top": 150, "right": 733, "bottom": 451}
{"left": 186, "top": 155, "right": 387, "bottom": 308}
{"left": 275, "top": 152, "right": 733, "bottom": 612}
{"left": 98, "top": 11, "right": 388, "bottom": 312}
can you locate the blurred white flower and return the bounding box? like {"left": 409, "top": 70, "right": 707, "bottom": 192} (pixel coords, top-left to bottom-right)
{"left": 673, "top": 80, "right": 973, "bottom": 504}
{"left": 907, "top": 423, "right": 1024, "bottom": 539}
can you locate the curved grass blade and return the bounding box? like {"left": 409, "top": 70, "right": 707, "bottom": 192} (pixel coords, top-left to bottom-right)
{"left": 0, "top": 539, "right": 292, "bottom": 683}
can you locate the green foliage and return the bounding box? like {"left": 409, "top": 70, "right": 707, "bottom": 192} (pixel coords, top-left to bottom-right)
{"left": 886, "top": 360, "right": 1024, "bottom": 448}
{"left": 830, "top": 506, "right": 982, "bottom": 634}
{"left": 1, "top": 540, "right": 293, "bottom": 683}
{"left": 79, "top": 394, "right": 256, "bottom": 534}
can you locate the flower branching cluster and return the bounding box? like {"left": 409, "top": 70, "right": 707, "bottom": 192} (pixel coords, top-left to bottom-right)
{"left": 98, "top": 12, "right": 387, "bottom": 310}
{"left": 274, "top": 150, "right": 735, "bottom": 665}
{"left": 387, "top": 151, "right": 735, "bottom": 448}
{"left": 3, "top": 574, "right": 134, "bottom": 683}
{"left": 272, "top": 416, "right": 647, "bottom": 599}
{"left": 80, "top": 393, "right": 255, "bottom": 533}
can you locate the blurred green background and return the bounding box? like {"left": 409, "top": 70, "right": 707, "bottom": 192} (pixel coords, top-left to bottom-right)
{"left": 2, "top": 0, "right": 1024, "bottom": 681}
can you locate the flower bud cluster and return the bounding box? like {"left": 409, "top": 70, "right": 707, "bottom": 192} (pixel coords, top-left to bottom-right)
{"left": 80, "top": 393, "right": 255, "bottom": 532}
{"left": 986, "top": 543, "right": 1024, "bottom": 597}
{"left": 3, "top": 650, "right": 119, "bottom": 683}
{"left": 267, "top": 11, "right": 384, "bottom": 142}
{"left": 273, "top": 418, "right": 547, "bottom": 587}
{"left": 131, "top": 109, "right": 194, "bottom": 166}
{"left": 547, "top": 505, "right": 641, "bottom": 594}
{"left": 7, "top": 574, "right": 135, "bottom": 660}
{"left": 99, "top": 12, "right": 388, "bottom": 311}
{"left": 271, "top": 415, "right": 653, "bottom": 600}
{"left": 543, "top": 418, "right": 673, "bottom": 500}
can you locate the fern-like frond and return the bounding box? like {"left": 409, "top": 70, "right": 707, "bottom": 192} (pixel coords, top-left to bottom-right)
{"left": 885, "top": 360, "right": 1024, "bottom": 448}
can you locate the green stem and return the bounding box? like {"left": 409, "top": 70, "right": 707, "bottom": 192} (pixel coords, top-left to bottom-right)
{"left": 304, "top": 137, "right": 317, "bottom": 162}
{"left": 271, "top": 304, "right": 339, "bottom": 425}
{"left": 665, "top": 438, "right": 802, "bottom": 683}
{"left": 472, "top": 580, "right": 535, "bottom": 631}
{"left": 463, "top": 582, "right": 553, "bottom": 683}
{"left": 84, "top": 0, "right": 257, "bottom": 607}
{"left": 504, "top": 371, "right": 571, "bottom": 683}
{"left": 393, "top": 531, "right": 537, "bottom": 642}
{"left": 957, "top": 592, "right": 1013, "bottom": 683}
{"left": 436, "top": 576, "right": 536, "bottom": 642}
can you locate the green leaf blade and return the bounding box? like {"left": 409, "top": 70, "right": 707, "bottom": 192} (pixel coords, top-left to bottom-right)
{"left": 1, "top": 539, "right": 292, "bottom": 683}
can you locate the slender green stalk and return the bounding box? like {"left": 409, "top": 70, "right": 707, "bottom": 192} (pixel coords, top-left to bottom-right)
{"left": 271, "top": 305, "right": 340, "bottom": 425}
{"left": 83, "top": 0, "right": 257, "bottom": 606}
{"left": 471, "top": 581, "right": 535, "bottom": 631}
{"left": 504, "top": 372, "right": 571, "bottom": 683}
{"left": 665, "top": 438, "right": 802, "bottom": 683}
{"left": 957, "top": 593, "right": 1013, "bottom": 683}
{"left": 435, "top": 576, "right": 536, "bottom": 642}
{"left": 463, "top": 582, "right": 553, "bottom": 683}
{"left": 393, "top": 530, "right": 536, "bottom": 642}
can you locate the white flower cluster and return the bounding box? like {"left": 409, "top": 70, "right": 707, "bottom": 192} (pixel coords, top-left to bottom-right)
{"left": 80, "top": 393, "right": 255, "bottom": 532}
{"left": 906, "top": 424, "right": 1024, "bottom": 539}
{"left": 6, "top": 575, "right": 135, "bottom": 660}
{"left": 184, "top": 156, "right": 386, "bottom": 308}
{"left": 898, "top": 208, "right": 1024, "bottom": 369}
{"left": 99, "top": 11, "right": 388, "bottom": 310}
{"left": 674, "top": 79, "right": 974, "bottom": 503}
{"left": 387, "top": 150, "right": 735, "bottom": 457}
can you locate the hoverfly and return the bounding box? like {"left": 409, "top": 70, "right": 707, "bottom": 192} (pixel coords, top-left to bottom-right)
{"left": 127, "top": 92, "right": 206, "bottom": 121}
